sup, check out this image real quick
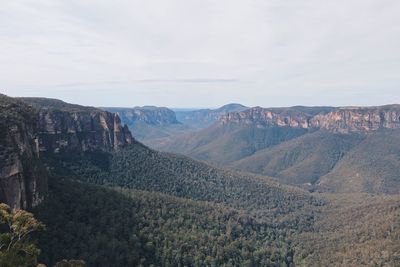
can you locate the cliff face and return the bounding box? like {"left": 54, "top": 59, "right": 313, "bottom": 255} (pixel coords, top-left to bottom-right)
{"left": 220, "top": 107, "right": 312, "bottom": 129}
{"left": 36, "top": 109, "right": 133, "bottom": 153}
{"left": 220, "top": 105, "right": 400, "bottom": 133}
{"left": 0, "top": 96, "right": 47, "bottom": 209}
{"left": 0, "top": 96, "right": 134, "bottom": 209}
{"left": 310, "top": 106, "right": 400, "bottom": 133}
{"left": 18, "top": 98, "right": 133, "bottom": 153}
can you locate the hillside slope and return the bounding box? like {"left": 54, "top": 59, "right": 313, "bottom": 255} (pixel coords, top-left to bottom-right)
{"left": 35, "top": 177, "right": 294, "bottom": 267}
{"left": 152, "top": 123, "right": 311, "bottom": 165}
{"left": 44, "top": 141, "right": 320, "bottom": 220}
{"left": 318, "top": 129, "right": 400, "bottom": 194}
{"left": 231, "top": 131, "right": 364, "bottom": 186}
{"left": 232, "top": 129, "right": 400, "bottom": 194}
{"left": 294, "top": 193, "right": 400, "bottom": 266}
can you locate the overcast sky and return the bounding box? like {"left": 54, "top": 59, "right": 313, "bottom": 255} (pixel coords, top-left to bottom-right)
{"left": 1, "top": 0, "right": 399, "bottom": 108}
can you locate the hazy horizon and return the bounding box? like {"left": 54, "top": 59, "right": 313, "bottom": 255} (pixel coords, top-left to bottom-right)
{"left": 6, "top": 94, "right": 400, "bottom": 110}
{"left": 2, "top": 0, "right": 400, "bottom": 107}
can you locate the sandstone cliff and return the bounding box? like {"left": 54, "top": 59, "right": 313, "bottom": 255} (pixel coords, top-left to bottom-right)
{"left": 0, "top": 96, "right": 134, "bottom": 209}
{"left": 21, "top": 98, "right": 133, "bottom": 153}
{"left": 220, "top": 107, "right": 313, "bottom": 128}
{"left": 310, "top": 105, "right": 400, "bottom": 133}
{"left": 220, "top": 105, "right": 400, "bottom": 133}
{"left": 0, "top": 95, "right": 47, "bottom": 209}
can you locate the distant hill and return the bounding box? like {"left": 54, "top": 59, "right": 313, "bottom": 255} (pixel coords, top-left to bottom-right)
{"left": 175, "top": 103, "right": 248, "bottom": 129}
{"left": 104, "top": 103, "right": 248, "bottom": 147}
{"left": 104, "top": 106, "right": 193, "bottom": 143}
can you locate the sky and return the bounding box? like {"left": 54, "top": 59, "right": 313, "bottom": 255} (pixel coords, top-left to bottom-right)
{"left": 1, "top": 0, "right": 400, "bottom": 108}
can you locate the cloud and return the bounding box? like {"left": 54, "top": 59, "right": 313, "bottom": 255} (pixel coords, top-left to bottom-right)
{"left": 132, "top": 79, "right": 239, "bottom": 83}
{"left": 0, "top": 0, "right": 399, "bottom": 107}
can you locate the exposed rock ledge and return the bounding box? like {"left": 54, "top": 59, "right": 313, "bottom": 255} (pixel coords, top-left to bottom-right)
{"left": 220, "top": 105, "right": 400, "bottom": 133}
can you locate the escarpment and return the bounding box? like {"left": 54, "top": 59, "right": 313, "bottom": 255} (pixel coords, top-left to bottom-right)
{"left": 220, "top": 105, "right": 400, "bottom": 133}
{"left": 0, "top": 96, "right": 134, "bottom": 209}
{"left": 36, "top": 108, "right": 133, "bottom": 153}
{"left": 0, "top": 95, "right": 46, "bottom": 209}
{"left": 310, "top": 106, "right": 400, "bottom": 133}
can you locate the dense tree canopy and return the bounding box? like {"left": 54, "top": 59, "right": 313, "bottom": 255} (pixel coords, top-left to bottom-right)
{"left": 34, "top": 177, "right": 295, "bottom": 267}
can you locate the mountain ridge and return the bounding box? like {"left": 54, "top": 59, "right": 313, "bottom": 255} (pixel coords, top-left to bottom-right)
{"left": 175, "top": 103, "right": 249, "bottom": 128}
{"left": 220, "top": 105, "right": 400, "bottom": 133}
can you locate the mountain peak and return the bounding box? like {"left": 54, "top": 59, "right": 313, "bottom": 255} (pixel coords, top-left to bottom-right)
{"left": 217, "top": 103, "right": 248, "bottom": 112}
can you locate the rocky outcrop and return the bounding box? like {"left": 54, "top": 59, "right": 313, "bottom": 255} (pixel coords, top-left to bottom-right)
{"left": 0, "top": 95, "right": 47, "bottom": 209}
{"left": 18, "top": 97, "right": 133, "bottom": 153}
{"left": 0, "top": 96, "right": 134, "bottom": 209}
{"left": 220, "top": 105, "right": 400, "bottom": 133}
{"left": 310, "top": 106, "right": 400, "bottom": 133}
{"left": 36, "top": 109, "right": 133, "bottom": 153}
{"left": 220, "top": 107, "right": 312, "bottom": 129}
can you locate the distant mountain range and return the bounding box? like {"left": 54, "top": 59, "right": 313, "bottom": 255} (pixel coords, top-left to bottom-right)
{"left": 175, "top": 103, "right": 249, "bottom": 128}
{"left": 103, "top": 104, "right": 249, "bottom": 144}
{"left": 103, "top": 106, "right": 192, "bottom": 143}
{"left": 152, "top": 105, "right": 400, "bottom": 194}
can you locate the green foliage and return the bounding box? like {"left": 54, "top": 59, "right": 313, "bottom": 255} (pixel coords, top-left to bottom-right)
{"left": 35, "top": 177, "right": 294, "bottom": 267}
{"left": 54, "top": 259, "right": 87, "bottom": 267}
{"left": 320, "top": 129, "right": 400, "bottom": 193}
{"left": 0, "top": 203, "right": 45, "bottom": 267}
{"left": 293, "top": 193, "right": 400, "bottom": 266}
{"left": 152, "top": 124, "right": 310, "bottom": 165}
{"left": 18, "top": 97, "right": 96, "bottom": 113}
{"left": 232, "top": 130, "right": 364, "bottom": 186}
{"left": 43, "top": 142, "right": 323, "bottom": 227}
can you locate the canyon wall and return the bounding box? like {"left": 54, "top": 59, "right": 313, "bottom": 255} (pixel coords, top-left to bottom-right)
{"left": 0, "top": 96, "right": 133, "bottom": 209}
{"left": 220, "top": 105, "right": 400, "bottom": 133}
